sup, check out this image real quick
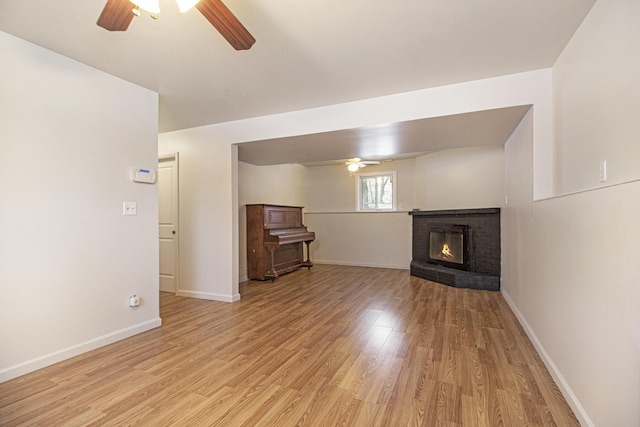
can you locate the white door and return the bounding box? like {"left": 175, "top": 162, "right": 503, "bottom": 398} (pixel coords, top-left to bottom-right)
{"left": 158, "top": 153, "right": 179, "bottom": 293}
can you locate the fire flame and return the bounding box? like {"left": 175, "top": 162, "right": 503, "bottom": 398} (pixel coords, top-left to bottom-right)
{"left": 435, "top": 243, "right": 455, "bottom": 261}
{"left": 441, "top": 243, "right": 453, "bottom": 258}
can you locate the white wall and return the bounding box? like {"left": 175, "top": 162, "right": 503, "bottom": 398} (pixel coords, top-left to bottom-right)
{"left": 0, "top": 32, "right": 160, "bottom": 381}
{"left": 414, "top": 146, "right": 505, "bottom": 210}
{"left": 237, "top": 161, "right": 308, "bottom": 281}
{"left": 554, "top": 0, "right": 640, "bottom": 194}
{"left": 158, "top": 128, "right": 240, "bottom": 302}
{"left": 503, "top": 111, "right": 640, "bottom": 427}
{"left": 303, "top": 159, "right": 415, "bottom": 269}
{"left": 500, "top": 1, "right": 640, "bottom": 425}
{"left": 305, "top": 211, "right": 411, "bottom": 269}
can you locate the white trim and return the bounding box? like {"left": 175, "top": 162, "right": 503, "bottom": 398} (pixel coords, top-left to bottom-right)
{"left": 500, "top": 289, "right": 594, "bottom": 427}
{"left": 0, "top": 318, "right": 162, "bottom": 383}
{"left": 313, "top": 260, "right": 409, "bottom": 270}
{"left": 177, "top": 290, "right": 241, "bottom": 302}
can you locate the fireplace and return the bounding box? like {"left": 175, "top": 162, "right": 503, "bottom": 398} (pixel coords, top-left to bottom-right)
{"left": 428, "top": 225, "right": 468, "bottom": 270}
{"left": 409, "top": 208, "right": 501, "bottom": 291}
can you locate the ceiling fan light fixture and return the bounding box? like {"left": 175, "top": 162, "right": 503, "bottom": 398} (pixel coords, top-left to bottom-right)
{"left": 176, "top": 0, "right": 201, "bottom": 13}
{"left": 130, "top": 0, "right": 160, "bottom": 14}
{"left": 345, "top": 157, "right": 383, "bottom": 174}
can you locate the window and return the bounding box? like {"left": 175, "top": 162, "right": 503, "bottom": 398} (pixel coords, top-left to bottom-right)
{"left": 356, "top": 171, "right": 397, "bottom": 211}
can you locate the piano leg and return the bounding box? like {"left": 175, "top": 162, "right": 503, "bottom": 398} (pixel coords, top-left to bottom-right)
{"left": 265, "top": 246, "right": 278, "bottom": 282}
{"left": 302, "top": 240, "right": 313, "bottom": 270}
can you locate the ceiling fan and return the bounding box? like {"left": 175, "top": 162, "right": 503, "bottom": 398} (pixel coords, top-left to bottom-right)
{"left": 345, "top": 158, "right": 381, "bottom": 173}
{"left": 97, "top": 0, "right": 255, "bottom": 50}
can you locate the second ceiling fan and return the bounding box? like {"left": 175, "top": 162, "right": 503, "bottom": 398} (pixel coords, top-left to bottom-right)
{"left": 346, "top": 158, "right": 381, "bottom": 173}
{"left": 97, "top": 0, "right": 255, "bottom": 50}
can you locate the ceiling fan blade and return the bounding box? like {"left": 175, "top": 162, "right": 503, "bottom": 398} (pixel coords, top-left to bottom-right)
{"left": 196, "top": 0, "right": 255, "bottom": 50}
{"left": 97, "top": 0, "right": 135, "bottom": 31}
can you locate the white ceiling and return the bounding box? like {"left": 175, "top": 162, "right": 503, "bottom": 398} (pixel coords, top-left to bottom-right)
{"left": 0, "top": 0, "right": 595, "bottom": 165}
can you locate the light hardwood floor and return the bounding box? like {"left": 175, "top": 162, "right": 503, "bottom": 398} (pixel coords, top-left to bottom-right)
{"left": 0, "top": 265, "right": 579, "bottom": 426}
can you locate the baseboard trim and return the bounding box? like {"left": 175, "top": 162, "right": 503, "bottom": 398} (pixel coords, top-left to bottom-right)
{"left": 313, "top": 260, "right": 409, "bottom": 270}
{"left": 500, "top": 289, "right": 593, "bottom": 427}
{"left": 0, "top": 318, "right": 162, "bottom": 383}
{"left": 177, "top": 290, "right": 241, "bottom": 302}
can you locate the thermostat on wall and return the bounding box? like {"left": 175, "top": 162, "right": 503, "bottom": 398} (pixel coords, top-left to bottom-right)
{"left": 132, "top": 167, "right": 156, "bottom": 184}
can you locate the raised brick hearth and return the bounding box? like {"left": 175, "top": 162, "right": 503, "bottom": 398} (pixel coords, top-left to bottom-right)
{"left": 409, "top": 208, "right": 501, "bottom": 291}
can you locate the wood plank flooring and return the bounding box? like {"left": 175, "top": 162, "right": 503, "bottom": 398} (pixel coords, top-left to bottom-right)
{"left": 0, "top": 265, "right": 579, "bottom": 426}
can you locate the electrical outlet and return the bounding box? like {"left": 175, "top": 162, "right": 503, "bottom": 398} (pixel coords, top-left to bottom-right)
{"left": 129, "top": 295, "right": 140, "bottom": 307}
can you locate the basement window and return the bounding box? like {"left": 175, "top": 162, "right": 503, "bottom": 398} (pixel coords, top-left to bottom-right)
{"left": 356, "top": 171, "right": 397, "bottom": 211}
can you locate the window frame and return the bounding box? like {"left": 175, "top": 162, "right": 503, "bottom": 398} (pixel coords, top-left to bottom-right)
{"left": 355, "top": 170, "right": 398, "bottom": 212}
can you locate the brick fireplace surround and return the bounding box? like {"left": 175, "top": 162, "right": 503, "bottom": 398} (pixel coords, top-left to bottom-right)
{"left": 409, "top": 208, "right": 501, "bottom": 291}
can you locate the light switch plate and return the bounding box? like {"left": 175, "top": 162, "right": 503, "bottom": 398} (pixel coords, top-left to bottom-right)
{"left": 123, "top": 201, "right": 137, "bottom": 216}
{"left": 599, "top": 160, "right": 607, "bottom": 182}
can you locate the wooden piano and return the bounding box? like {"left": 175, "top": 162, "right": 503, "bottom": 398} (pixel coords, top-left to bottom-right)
{"left": 246, "top": 204, "right": 316, "bottom": 281}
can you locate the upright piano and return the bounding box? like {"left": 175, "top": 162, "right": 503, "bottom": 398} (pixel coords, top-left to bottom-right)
{"left": 246, "top": 204, "right": 316, "bottom": 281}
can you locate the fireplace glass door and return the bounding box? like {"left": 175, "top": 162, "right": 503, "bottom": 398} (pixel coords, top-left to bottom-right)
{"left": 429, "top": 227, "right": 466, "bottom": 267}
